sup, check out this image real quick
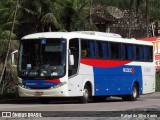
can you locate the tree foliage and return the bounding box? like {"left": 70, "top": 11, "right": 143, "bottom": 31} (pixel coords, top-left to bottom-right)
{"left": 0, "top": 0, "right": 98, "bottom": 38}
{"left": 0, "top": 0, "right": 160, "bottom": 39}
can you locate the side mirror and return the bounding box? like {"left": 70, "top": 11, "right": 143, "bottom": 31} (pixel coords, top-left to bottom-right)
{"left": 69, "top": 55, "right": 74, "bottom": 66}
{"left": 11, "top": 50, "right": 18, "bottom": 67}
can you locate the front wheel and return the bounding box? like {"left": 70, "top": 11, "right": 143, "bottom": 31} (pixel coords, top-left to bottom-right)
{"left": 79, "top": 84, "right": 91, "bottom": 103}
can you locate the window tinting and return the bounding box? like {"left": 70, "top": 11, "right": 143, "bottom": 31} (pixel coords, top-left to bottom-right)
{"left": 96, "top": 41, "right": 108, "bottom": 59}
{"left": 81, "top": 40, "right": 95, "bottom": 58}
{"left": 109, "top": 42, "right": 121, "bottom": 59}
{"left": 69, "top": 38, "right": 79, "bottom": 76}
{"left": 144, "top": 46, "right": 153, "bottom": 62}
{"left": 134, "top": 45, "right": 144, "bottom": 61}
{"left": 122, "top": 44, "right": 133, "bottom": 60}
{"left": 81, "top": 39, "right": 153, "bottom": 62}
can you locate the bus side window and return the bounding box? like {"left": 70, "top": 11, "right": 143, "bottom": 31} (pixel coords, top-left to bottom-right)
{"left": 89, "top": 41, "right": 95, "bottom": 58}
{"left": 109, "top": 42, "right": 114, "bottom": 59}
{"left": 69, "top": 38, "right": 79, "bottom": 77}
{"left": 82, "top": 49, "right": 87, "bottom": 57}
{"left": 134, "top": 45, "right": 144, "bottom": 61}
{"left": 81, "top": 40, "right": 95, "bottom": 58}
{"left": 128, "top": 44, "right": 133, "bottom": 60}
{"left": 109, "top": 42, "right": 121, "bottom": 60}
{"left": 81, "top": 40, "right": 88, "bottom": 58}
{"left": 96, "top": 41, "right": 102, "bottom": 58}
{"left": 134, "top": 45, "right": 139, "bottom": 61}
{"left": 102, "top": 42, "right": 108, "bottom": 59}
{"left": 144, "top": 46, "right": 153, "bottom": 62}
{"left": 122, "top": 44, "right": 133, "bottom": 61}
{"left": 95, "top": 41, "right": 108, "bottom": 59}
{"left": 144, "top": 46, "right": 149, "bottom": 61}
{"left": 122, "top": 44, "right": 126, "bottom": 60}
{"left": 139, "top": 46, "right": 144, "bottom": 61}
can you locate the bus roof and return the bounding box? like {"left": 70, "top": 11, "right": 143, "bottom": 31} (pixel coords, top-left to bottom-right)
{"left": 22, "top": 31, "right": 153, "bottom": 46}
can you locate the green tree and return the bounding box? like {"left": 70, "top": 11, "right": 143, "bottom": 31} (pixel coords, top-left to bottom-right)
{"left": 0, "top": 0, "right": 19, "bottom": 95}
{"left": 58, "top": 0, "right": 97, "bottom": 31}
{"left": 0, "top": 0, "right": 18, "bottom": 64}
{"left": 15, "top": 0, "right": 61, "bottom": 36}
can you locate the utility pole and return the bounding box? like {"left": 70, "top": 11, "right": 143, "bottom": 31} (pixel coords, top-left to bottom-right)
{"left": 0, "top": 0, "right": 19, "bottom": 83}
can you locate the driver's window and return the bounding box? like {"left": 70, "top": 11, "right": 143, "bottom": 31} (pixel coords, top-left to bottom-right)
{"left": 69, "top": 38, "right": 79, "bottom": 77}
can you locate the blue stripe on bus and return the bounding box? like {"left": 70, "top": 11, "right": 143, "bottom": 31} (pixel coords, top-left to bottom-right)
{"left": 22, "top": 79, "right": 60, "bottom": 88}
{"left": 93, "top": 65, "right": 142, "bottom": 96}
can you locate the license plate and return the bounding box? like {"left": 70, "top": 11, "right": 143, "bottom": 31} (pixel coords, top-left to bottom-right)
{"left": 35, "top": 91, "right": 43, "bottom": 95}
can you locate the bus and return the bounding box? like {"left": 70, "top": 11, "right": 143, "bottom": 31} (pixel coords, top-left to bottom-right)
{"left": 15, "top": 31, "right": 155, "bottom": 103}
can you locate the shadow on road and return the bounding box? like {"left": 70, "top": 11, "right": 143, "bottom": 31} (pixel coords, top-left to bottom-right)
{"left": 0, "top": 97, "right": 125, "bottom": 104}
{"left": 1, "top": 92, "right": 158, "bottom": 104}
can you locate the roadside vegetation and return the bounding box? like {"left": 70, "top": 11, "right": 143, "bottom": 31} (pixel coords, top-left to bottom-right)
{"left": 156, "top": 71, "right": 160, "bottom": 91}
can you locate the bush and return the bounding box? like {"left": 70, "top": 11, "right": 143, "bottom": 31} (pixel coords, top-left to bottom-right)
{"left": 0, "top": 40, "right": 19, "bottom": 98}
{"left": 156, "top": 74, "right": 160, "bottom": 92}
{"left": 0, "top": 67, "right": 18, "bottom": 95}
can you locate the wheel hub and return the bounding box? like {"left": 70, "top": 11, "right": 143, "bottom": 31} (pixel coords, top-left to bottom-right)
{"left": 83, "top": 89, "right": 89, "bottom": 100}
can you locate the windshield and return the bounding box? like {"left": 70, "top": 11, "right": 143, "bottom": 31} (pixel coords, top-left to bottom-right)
{"left": 18, "top": 38, "right": 66, "bottom": 79}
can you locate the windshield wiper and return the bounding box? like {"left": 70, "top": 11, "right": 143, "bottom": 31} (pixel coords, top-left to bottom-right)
{"left": 25, "top": 67, "right": 38, "bottom": 78}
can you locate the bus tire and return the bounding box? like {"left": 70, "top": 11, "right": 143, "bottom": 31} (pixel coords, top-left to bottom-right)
{"left": 129, "top": 84, "right": 139, "bottom": 101}
{"left": 79, "top": 84, "right": 91, "bottom": 103}
{"left": 122, "top": 84, "right": 138, "bottom": 101}
{"left": 39, "top": 98, "right": 51, "bottom": 104}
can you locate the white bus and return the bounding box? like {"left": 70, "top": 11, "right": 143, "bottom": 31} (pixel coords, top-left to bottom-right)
{"left": 16, "top": 31, "right": 155, "bottom": 103}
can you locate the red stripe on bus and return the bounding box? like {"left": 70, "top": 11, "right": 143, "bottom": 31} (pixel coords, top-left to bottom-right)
{"left": 80, "top": 58, "right": 131, "bottom": 68}
{"left": 45, "top": 79, "right": 60, "bottom": 83}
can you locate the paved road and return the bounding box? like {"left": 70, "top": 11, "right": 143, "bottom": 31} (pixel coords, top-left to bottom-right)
{"left": 0, "top": 92, "right": 160, "bottom": 112}
{"left": 0, "top": 93, "right": 160, "bottom": 119}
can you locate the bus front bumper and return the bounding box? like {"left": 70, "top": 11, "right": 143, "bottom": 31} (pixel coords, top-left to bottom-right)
{"left": 17, "top": 85, "right": 68, "bottom": 97}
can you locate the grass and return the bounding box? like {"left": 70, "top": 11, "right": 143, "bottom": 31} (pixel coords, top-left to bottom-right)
{"left": 156, "top": 75, "right": 160, "bottom": 91}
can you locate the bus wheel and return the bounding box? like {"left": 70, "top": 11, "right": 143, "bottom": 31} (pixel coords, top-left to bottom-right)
{"left": 39, "top": 98, "right": 51, "bottom": 104}
{"left": 79, "top": 84, "right": 91, "bottom": 103}
{"left": 130, "top": 84, "right": 138, "bottom": 101}
{"left": 122, "top": 84, "right": 138, "bottom": 101}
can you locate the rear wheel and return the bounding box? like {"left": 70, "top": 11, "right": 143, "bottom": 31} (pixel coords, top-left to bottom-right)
{"left": 79, "top": 84, "right": 91, "bottom": 103}
{"left": 122, "top": 84, "right": 139, "bottom": 101}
